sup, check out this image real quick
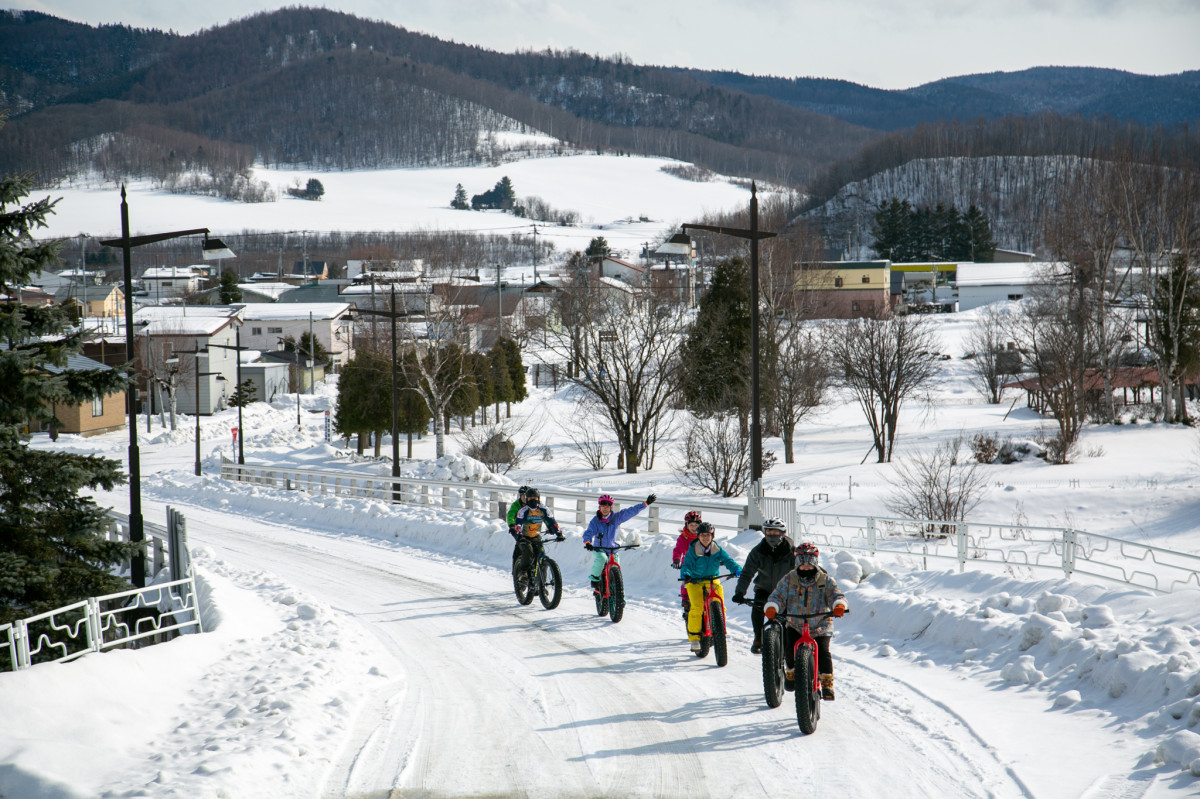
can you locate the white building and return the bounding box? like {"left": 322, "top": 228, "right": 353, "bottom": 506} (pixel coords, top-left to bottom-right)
{"left": 139, "top": 265, "right": 208, "bottom": 301}
{"left": 956, "top": 262, "right": 1061, "bottom": 311}
{"left": 235, "top": 303, "right": 354, "bottom": 367}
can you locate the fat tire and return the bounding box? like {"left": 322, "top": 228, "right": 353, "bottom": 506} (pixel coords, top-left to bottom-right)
{"left": 537, "top": 557, "right": 562, "bottom": 609}
{"left": 512, "top": 559, "right": 534, "bottom": 606}
{"left": 711, "top": 600, "right": 728, "bottom": 667}
{"left": 762, "top": 623, "right": 785, "bottom": 708}
{"left": 795, "top": 645, "right": 820, "bottom": 735}
{"left": 607, "top": 566, "right": 626, "bottom": 623}
{"left": 594, "top": 575, "right": 607, "bottom": 616}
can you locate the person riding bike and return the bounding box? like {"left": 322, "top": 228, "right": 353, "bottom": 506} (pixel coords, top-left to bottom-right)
{"left": 671, "top": 510, "right": 703, "bottom": 619}
{"left": 764, "top": 542, "right": 848, "bottom": 700}
{"left": 507, "top": 485, "right": 532, "bottom": 561}
{"left": 680, "top": 522, "right": 741, "bottom": 652}
{"left": 732, "top": 517, "right": 795, "bottom": 654}
{"left": 512, "top": 487, "right": 564, "bottom": 577}
{"left": 583, "top": 492, "right": 655, "bottom": 593}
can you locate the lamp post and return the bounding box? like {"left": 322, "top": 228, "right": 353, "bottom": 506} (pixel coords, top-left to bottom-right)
{"left": 206, "top": 325, "right": 246, "bottom": 464}
{"left": 683, "top": 181, "right": 777, "bottom": 528}
{"left": 185, "top": 347, "right": 226, "bottom": 476}
{"left": 99, "top": 186, "right": 212, "bottom": 587}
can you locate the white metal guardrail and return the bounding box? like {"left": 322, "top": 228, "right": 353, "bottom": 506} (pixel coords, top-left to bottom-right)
{"left": 219, "top": 457, "right": 1200, "bottom": 595}
{"left": 2, "top": 507, "right": 202, "bottom": 672}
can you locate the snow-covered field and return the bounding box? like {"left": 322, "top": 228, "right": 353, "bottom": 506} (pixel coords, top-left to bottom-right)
{"left": 5, "top": 150, "right": 1200, "bottom": 798}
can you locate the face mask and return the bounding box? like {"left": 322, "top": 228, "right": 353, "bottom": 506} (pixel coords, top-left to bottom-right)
{"left": 765, "top": 534, "right": 783, "bottom": 548}
{"left": 797, "top": 566, "right": 817, "bottom": 582}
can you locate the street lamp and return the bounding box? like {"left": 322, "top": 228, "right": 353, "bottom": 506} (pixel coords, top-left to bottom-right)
{"left": 185, "top": 346, "right": 226, "bottom": 476}
{"left": 99, "top": 185, "right": 214, "bottom": 587}
{"left": 206, "top": 325, "right": 247, "bottom": 464}
{"left": 683, "top": 181, "right": 777, "bottom": 528}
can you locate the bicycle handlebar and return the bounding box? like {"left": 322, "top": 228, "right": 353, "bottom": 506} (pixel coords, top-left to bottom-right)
{"left": 679, "top": 573, "right": 738, "bottom": 583}
{"left": 595, "top": 544, "right": 641, "bottom": 552}
{"left": 771, "top": 609, "right": 850, "bottom": 620}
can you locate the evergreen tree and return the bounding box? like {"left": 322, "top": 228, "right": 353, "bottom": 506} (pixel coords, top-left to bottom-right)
{"left": 333, "top": 351, "right": 390, "bottom": 454}
{"left": 218, "top": 269, "right": 242, "bottom": 304}
{"left": 960, "top": 204, "right": 997, "bottom": 262}
{"left": 496, "top": 176, "right": 516, "bottom": 209}
{"left": 470, "top": 352, "right": 495, "bottom": 423}
{"left": 304, "top": 178, "right": 325, "bottom": 200}
{"left": 227, "top": 378, "right": 258, "bottom": 408}
{"left": 679, "top": 258, "right": 752, "bottom": 414}
{"left": 487, "top": 340, "right": 513, "bottom": 420}
{"left": 451, "top": 183, "right": 469, "bottom": 210}
{"left": 585, "top": 236, "right": 611, "bottom": 259}
{"left": 498, "top": 337, "right": 526, "bottom": 416}
{"left": 870, "top": 198, "right": 912, "bottom": 261}
{"left": 0, "top": 164, "right": 134, "bottom": 625}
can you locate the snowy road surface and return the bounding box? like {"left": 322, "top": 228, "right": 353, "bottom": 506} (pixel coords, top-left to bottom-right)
{"left": 175, "top": 498, "right": 1031, "bottom": 799}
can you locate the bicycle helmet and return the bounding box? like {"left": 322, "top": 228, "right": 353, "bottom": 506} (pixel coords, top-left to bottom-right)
{"left": 763, "top": 517, "right": 786, "bottom": 533}
{"left": 795, "top": 542, "right": 819, "bottom": 566}
{"left": 518, "top": 485, "right": 531, "bottom": 496}
{"left": 524, "top": 487, "right": 540, "bottom": 501}
{"left": 684, "top": 510, "right": 702, "bottom": 524}
{"left": 695, "top": 522, "right": 715, "bottom": 537}
{"left": 598, "top": 494, "right": 614, "bottom": 506}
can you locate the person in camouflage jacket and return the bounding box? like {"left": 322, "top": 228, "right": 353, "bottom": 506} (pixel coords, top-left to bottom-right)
{"left": 765, "top": 542, "right": 848, "bottom": 700}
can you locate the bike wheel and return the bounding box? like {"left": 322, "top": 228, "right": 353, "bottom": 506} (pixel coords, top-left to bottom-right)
{"left": 537, "top": 557, "right": 562, "bottom": 609}
{"left": 512, "top": 559, "right": 534, "bottom": 606}
{"left": 762, "top": 623, "right": 786, "bottom": 708}
{"left": 607, "top": 566, "right": 626, "bottom": 623}
{"left": 711, "top": 600, "right": 728, "bottom": 667}
{"left": 594, "top": 572, "right": 608, "bottom": 616}
{"left": 795, "top": 645, "right": 820, "bottom": 735}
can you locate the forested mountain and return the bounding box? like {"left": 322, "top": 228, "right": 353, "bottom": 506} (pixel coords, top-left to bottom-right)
{"left": 0, "top": 7, "right": 879, "bottom": 191}
{"left": 674, "top": 66, "right": 1200, "bottom": 131}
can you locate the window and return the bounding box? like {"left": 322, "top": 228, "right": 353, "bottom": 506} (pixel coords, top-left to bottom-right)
{"left": 252, "top": 327, "right": 263, "bottom": 336}
{"left": 161, "top": 281, "right": 172, "bottom": 287}
{"left": 92, "top": 395, "right": 103, "bottom": 417}
{"left": 1008, "top": 293, "right": 1024, "bottom": 301}
{"left": 861, "top": 275, "right": 870, "bottom": 284}
{"left": 852, "top": 302, "right": 861, "bottom": 312}
{"left": 268, "top": 327, "right": 283, "bottom": 334}
{"left": 834, "top": 277, "right": 844, "bottom": 287}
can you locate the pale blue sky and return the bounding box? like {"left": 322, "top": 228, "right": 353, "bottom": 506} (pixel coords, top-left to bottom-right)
{"left": 10, "top": 0, "right": 1200, "bottom": 89}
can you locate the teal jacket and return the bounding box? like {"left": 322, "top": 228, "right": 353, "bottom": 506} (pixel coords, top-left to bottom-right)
{"left": 681, "top": 539, "right": 741, "bottom": 582}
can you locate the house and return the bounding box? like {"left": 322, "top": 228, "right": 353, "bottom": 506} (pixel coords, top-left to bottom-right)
{"left": 34, "top": 353, "right": 126, "bottom": 438}
{"left": 261, "top": 349, "right": 329, "bottom": 393}
{"left": 346, "top": 259, "right": 423, "bottom": 283}
{"left": 235, "top": 302, "right": 354, "bottom": 368}
{"left": 792, "top": 260, "right": 893, "bottom": 319}
{"left": 956, "top": 262, "right": 1059, "bottom": 311}
{"left": 54, "top": 282, "right": 124, "bottom": 322}
{"left": 139, "top": 266, "right": 209, "bottom": 301}
{"left": 591, "top": 256, "right": 646, "bottom": 286}
{"left": 285, "top": 260, "right": 329, "bottom": 283}
{"left": 133, "top": 306, "right": 241, "bottom": 415}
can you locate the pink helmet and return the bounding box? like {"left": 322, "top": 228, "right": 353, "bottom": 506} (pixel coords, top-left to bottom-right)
{"left": 598, "top": 494, "right": 614, "bottom": 506}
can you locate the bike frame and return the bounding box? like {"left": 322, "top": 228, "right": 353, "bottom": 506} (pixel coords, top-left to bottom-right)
{"left": 597, "top": 544, "right": 638, "bottom": 601}
{"left": 681, "top": 574, "right": 735, "bottom": 637}
{"left": 776, "top": 610, "right": 845, "bottom": 691}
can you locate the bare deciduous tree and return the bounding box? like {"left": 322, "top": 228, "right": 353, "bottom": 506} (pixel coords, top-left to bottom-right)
{"left": 562, "top": 409, "right": 610, "bottom": 471}
{"left": 964, "top": 304, "right": 1019, "bottom": 404}
{"left": 544, "top": 282, "right": 684, "bottom": 473}
{"left": 397, "top": 303, "right": 473, "bottom": 459}
{"left": 884, "top": 434, "right": 988, "bottom": 532}
{"left": 827, "top": 313, "right": 940, "bottom": 463}
{"left": 772, "top": 322, "right": 829, "bottom": 463}
{"left": 673, "top": 412, "right": 753, "bottom": 497}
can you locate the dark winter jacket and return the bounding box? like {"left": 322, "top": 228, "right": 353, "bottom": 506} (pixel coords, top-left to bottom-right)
{"left": 734, "top": 535, "right": 795, "bottom": 597}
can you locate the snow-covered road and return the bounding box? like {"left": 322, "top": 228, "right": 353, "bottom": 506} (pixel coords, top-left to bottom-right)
{"left": 171, "top": 497, "right": 1030, "bottom": 799}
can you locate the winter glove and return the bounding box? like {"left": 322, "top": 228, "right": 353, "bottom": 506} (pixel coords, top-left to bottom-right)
{"left": 732, "top": 592, "right": 746, "bottom": 605}
{"left": 508, "top": 525, "right": 519, "bottom": 540}
{"left": 833, "top": 604, "right": 846, "bottom": 618}
{"left": 585, "top": 542, "right": 594, "bottom": 551}
{"left": 555, "top": 533, "right": 566, "bottom": 542}
{"left": 764, "top": 606, "right": 777, "bottom": 620}
{"left": 671, "top": 559, "right": 682, "bottom": 570}
{"left": 645, "top": 493, "right": 657, "bottom": 505}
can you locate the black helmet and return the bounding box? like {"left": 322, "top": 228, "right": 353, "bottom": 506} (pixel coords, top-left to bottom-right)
{"left": 518, "top": 485, "right": 531, "bottom": 496}
{"left": 695, "top": 522, "right": 715, "bottom": 537}
{"left": 524, "top": 487, "right": 540, "bottom": 501}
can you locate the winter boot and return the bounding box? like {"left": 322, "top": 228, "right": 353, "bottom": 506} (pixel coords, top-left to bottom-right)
{"left": 784, "top": 668, "right": 795, "bottom": 691}
{"left": 590, "top": 577, "right": 601, "bottom": 594}
{"left": 681, "top": 599, "right": 690, "bottom": 620}
{"left": 820, "top": 673, "right": 835, "bottom": 701}
{"left": 690, "top": 639, "right": 701, "bottom": 652}
{"left": 750, "top": 635, "right": 762, "bottom": 655}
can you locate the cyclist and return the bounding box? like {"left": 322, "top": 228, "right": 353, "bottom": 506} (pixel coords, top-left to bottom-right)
{"left": 732, "top": 517, "right": 795, "bottom": 654}
{"left": 671, "top": 510, "right": 703, "bottom": 619}
{"left": 512, "top": 487, "right": 564, "bottom": 578}
{"left": 680, "top": 522, "right": 741, "bottom": 653}
{"left": 583, "top": 492, "right": 655, "bottom": 593}
{"left": 764, "top": 542, "right": 848, "bottom": 700}
{"left": 507, "top": 485, "right": 531, "bottom": 562}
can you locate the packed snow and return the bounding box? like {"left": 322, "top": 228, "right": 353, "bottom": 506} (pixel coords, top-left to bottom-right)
{"left": 4, "top": 151, "right": 1200, "bottom": 798}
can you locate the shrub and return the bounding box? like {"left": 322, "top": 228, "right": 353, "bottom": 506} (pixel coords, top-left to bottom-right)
{"left": 970, "top": 432, "right": 1000, "bottom": 464}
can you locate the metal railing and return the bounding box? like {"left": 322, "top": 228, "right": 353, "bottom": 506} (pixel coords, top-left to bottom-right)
{"left": 219, "top": 457, "right": 1200, "bottom": 595}
{"left": 2, "top": 507, "right": 202, "bottom": 672}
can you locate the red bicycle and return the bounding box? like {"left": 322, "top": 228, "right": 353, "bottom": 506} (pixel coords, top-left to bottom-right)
{"left": 771, "top": 609, "right": 847, "bottom": 734}
{"left": 593, "top": 544, "right": 639, "bottom": 623}
{"left": 680, "top": 574, "right": 736, "bottom": 667}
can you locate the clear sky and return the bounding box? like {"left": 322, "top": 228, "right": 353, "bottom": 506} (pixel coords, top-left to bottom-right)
{"left": 8, "top": 1, "right": 1200, "bottom": 90}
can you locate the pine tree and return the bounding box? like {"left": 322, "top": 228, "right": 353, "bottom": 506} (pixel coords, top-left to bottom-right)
{"left": 961, "top": 205, "right": 997, "bottom": 262}
{"left": 496, "top": 176, "right": 516, "bottom": 209}
{"left": 227, "top": 379, "right": 258, "bottom": 407}
{"left": 304, "top": 178, "right": 325, "bottom": 200}
{"left": 0, "top": 163, "right": 134, "bottom": 624}
{"left": 870, "top": 198, "right": 912, "bottom": 261}
{"left": 487, "top": 341, "right": 513, "bottom": 420}
{"left": 498, "top": 337, "right": 526, "bottom": 415}
{"left": 218, "top": 269, "right": 242, "bottom": 303}
{"left": 679, "top": 257, "right": 752, "bottom": 414}
{"left": 585, "top": 236, "right": 611, "bottom": 259}
{"left": 451, "top": 183, "right": 469, "bottom": 210}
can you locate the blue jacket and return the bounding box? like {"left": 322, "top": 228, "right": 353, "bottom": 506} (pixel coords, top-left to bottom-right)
{"left": 681, "top": 539, "right": 741, "bottom": 582}
{"left": 583, "top": 502, "right": 647, "bottom": 548}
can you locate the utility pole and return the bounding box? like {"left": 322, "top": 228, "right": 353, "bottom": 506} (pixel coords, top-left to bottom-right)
{"left": 531, "top": 225, "right": 539, "bottom": 283}
{"left": 496, "top": 263, "right": 503, "bottom": 342}
{"left": 308, "top": 311, "right": 315, "bottom": 393}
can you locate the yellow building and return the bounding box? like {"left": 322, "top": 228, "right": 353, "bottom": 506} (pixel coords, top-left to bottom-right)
{"left": 792, "top": 260, "right": 893, "bottom": 319}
